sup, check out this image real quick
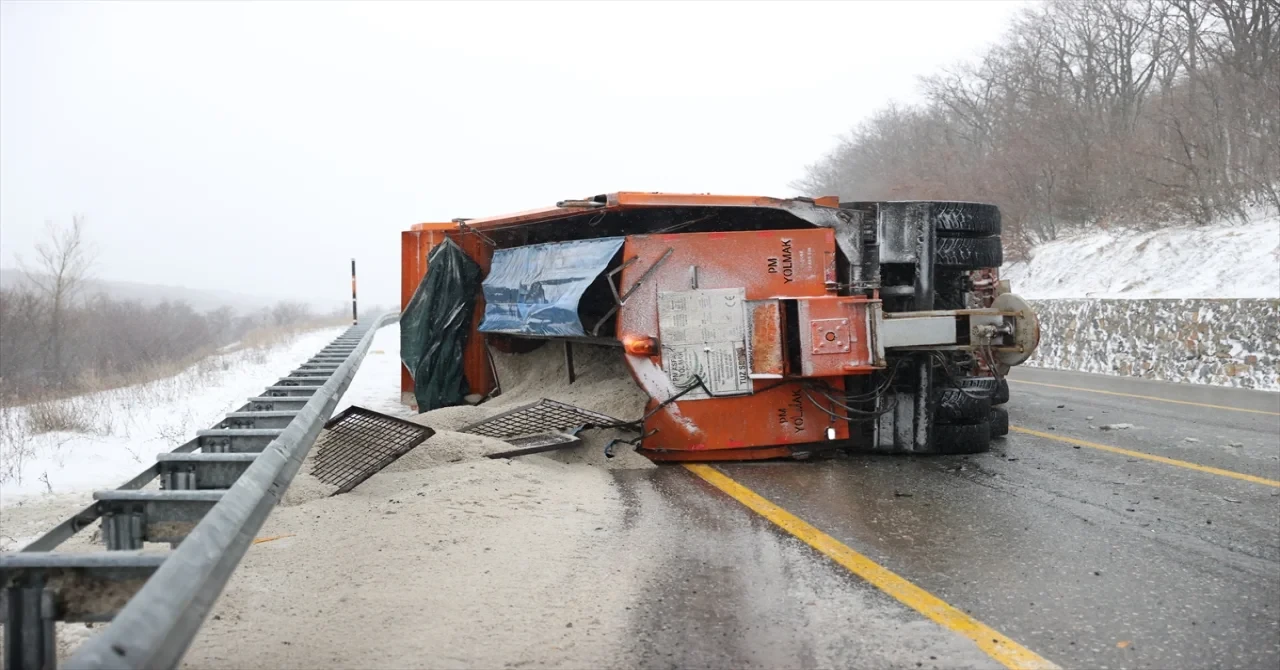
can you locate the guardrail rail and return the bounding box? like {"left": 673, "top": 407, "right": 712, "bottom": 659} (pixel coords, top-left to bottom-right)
{"left": 1, "top": 313, "right": 397, "bottom": 670}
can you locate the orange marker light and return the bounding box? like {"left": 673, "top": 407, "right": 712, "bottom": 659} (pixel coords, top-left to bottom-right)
{"left": 622, "top": 334, "right": 659, "bottom": 356}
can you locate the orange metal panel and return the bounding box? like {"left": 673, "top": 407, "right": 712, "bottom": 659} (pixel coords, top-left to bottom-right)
{"left": 749, "top": 301, "right": 784, "bottom": 378}
{"left": 438, "top": 205, "right": 617, "bottom": 232}
{"left": 409, "top": 222, "right": 458, "bottom": 232}
{"left": 617, "top": 229, "right": 847, "bottom": 455}
{"left": 400, "top": 231, "right": 424, "bottom": 395}
{"left": 635, "top": 380, "right": 848, "bottom": 453}
{"left": 618, "top": 228, "right": 836, "bottom": 339}
{"left": 796, "top": 296, "right": 878, "bottom": 378}
{"left": 638, "top": 445, "right": 795, "bottom": 462}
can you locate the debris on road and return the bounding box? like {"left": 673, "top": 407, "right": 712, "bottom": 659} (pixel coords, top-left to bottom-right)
{"left": 1099, "top": 423, "right": 1134, "bottom": 431}
{"left": 311, "top": 406, "right": 435, "bottom": 495}
{"left": 1184, "top": 437, "right": 1200, "bottom": 443}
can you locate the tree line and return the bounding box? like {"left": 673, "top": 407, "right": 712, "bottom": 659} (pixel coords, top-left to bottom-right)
{"left": 0, "top": 218, "right": 334, "bottom": 404}
{"left": 795, "top": 0, "right": 1278, "bottom": 256}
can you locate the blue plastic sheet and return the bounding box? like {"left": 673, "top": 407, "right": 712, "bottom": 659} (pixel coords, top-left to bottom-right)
{"left": 479, "top": 237, "right": 625, "bottom": 337}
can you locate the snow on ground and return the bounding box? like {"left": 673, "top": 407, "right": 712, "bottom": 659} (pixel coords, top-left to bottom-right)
{"left": 1002, "top": 209, "right": 1280, "bottom": 299}
{"left": 0, "top": 326, "right": 345, "bottom": 504}
{"left": 333, "top": 323, "right": 412, "bottom": 418}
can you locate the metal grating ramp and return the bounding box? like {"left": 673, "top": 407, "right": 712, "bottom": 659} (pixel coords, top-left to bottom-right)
{"left": 311, "top": 406, "right": 434, "bottom": 494}
{"left": 459, "top": 399, "right": 619, "bottom": 439}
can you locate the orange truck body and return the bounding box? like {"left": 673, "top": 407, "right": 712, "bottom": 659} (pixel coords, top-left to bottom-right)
{"left": 401, "top": 191, "right": 1031, "bottom": 460}
{"left": 400, "top": 192, "right": 873, "bottom": 460}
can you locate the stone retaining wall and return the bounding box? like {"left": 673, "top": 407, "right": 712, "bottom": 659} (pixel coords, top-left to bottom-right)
{"left": 1025, "top": 299, "right": 1280, "bottom": 391}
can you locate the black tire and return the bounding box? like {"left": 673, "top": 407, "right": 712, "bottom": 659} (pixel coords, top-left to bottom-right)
{"left": 957, "top": 376, "right": 1007, "bottom": 404}
{"left": 936, "top": 236, "right": 1003, "bottom": 269}
{"left": 934, "top": 420, "right": 992, "bottom": 454}
{"left": 866, "top": 201, "right": 1002, "bottom": 237}
{"left": 989, "top": 406, "right": 1009, "bottom": 437}
{"left": 932, "top": 202, "right": 1001, "bottom": 237}
{"left": 935, "top": 385, "right": 992, "bottom": 423}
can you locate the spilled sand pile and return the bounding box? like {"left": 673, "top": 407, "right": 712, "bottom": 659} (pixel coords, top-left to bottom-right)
{"left": 44, "top": 342, "right": 669, "bottom": 666}
{"left": 283, "top": 341, "right": 653, "bottom": 506}
{"left": 183, "top": 343, "right": 662, "bottom": 668}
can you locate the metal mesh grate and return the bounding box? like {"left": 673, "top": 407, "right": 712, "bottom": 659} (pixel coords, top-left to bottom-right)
{"left": 460, "top": 399, "right": 619, "bottom": 439}
{"left": 485, "top": 431, "right": 583, "bottom": 459}
{"left": 311, "top": 406, "right": 434, "bottom": 495}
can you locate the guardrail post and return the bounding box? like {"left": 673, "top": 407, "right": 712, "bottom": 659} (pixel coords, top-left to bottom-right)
{"left": 161, "top": 466, "right": 198, "bottom": 490}
{"left": 102, "top": 507, "right": 144, "bottom": 551}
{"left": 3, "top": 584, "right": 57, "bottom": 670}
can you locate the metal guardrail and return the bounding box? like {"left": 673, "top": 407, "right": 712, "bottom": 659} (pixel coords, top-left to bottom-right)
{"left": 1, "top": 312, "right": 398, "bottom": 669}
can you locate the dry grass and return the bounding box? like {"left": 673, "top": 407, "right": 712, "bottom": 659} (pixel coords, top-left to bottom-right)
{"left": 24, "top": 400, "right": 101, "bottom": 435}
{"left": 237, "top": 317, "right": 350, "bottom": 352}
{"left": 0, "top": 321, "right": 344, "bottom": 487}
{"left": 0, "top": 318, "right": 347, "bottom": 410}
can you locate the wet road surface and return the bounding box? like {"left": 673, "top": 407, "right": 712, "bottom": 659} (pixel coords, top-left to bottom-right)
{"left": 173, "top": 366, "right": 1277, "bottom": 669}
{"left": 673, "top": 367, "right": 1279, "bottom": 669}
{"left": 609, "top": 468, "right": 1003, "bottom": 669}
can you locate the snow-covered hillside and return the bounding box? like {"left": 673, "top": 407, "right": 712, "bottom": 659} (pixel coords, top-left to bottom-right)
{"left": 1002, "top": 210, "right": 1280, "bottom": 299}
{"left": 0, "top": 327, "right": 344, "bottom": 501}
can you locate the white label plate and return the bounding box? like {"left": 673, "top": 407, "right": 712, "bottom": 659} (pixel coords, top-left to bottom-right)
{"left": 657, "top": 288, "right": 750, "bottom": 399}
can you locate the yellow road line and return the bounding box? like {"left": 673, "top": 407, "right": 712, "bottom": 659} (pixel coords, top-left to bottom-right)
{"left": 1008, "top": 379, "right": 1280, "bottom": 416}
{"left": 1010, "top": 426, "right": 1280, "bottom": 488}
{"left": 684, "top": 464, "right": 1059, "bottom": 670}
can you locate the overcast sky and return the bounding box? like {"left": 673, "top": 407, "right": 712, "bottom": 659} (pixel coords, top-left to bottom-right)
{"left": 1, "top": 1, "right": 1028, "bottom": 310}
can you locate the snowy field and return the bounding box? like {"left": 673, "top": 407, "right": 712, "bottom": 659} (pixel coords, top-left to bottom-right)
{"left": 1003, "top": 210, "right": 1280, "bottom": 299}
{"left": 0, "top": 326, "right": 345, "bottom": 502}
{"left": 333, "top": 323, "right": 412, "bottom": 419}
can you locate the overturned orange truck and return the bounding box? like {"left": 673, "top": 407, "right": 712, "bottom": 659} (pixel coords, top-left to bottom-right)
{"left": 400, "top": 192, "right": 1039, "bottom": 461}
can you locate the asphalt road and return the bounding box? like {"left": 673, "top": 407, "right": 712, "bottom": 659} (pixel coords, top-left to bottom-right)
{"left": 665, "top": 366, "right": 1280, "bottom": 670}
{"left": 174, "top": 365, "right": 1278, "bottom": 669}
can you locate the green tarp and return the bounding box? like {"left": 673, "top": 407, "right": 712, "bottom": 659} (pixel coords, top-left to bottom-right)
{"left": 400, "top": 239, "right": 483, "bottom": 412}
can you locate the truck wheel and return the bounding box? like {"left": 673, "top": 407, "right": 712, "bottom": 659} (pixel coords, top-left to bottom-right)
{"left": 957, "top": 376, "right": 1008, "bottom": 404}
{"left": 871, "top": 201, "right": 1002, "bottom": 237}
{"left": 989, "top": 406, "right": 1009, "bottom": 437}
{"left": 935, "top": 385, "right": 992, "bottom": 423}
{"left": 934, "top": 420, "right": 992, "bottom": 454}
{"left": 936, "top": 236, "right": 1003, "bottom": 269}
{"left": 934, "top": 202, "right": 1001, "bottom": 236}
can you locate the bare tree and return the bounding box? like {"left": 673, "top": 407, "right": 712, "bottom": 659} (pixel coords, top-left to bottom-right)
{"left": 796, "top": 0, "right": 1278, "bottom": 255}
{"left": 19, "top": 216, "right": 95, "bottom": 385}
{"left": 270, "top": 301, "right": 313, "bottom": 327}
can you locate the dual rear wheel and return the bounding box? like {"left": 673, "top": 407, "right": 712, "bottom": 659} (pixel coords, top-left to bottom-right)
{"left": 933, "top": 376, "right": 1010, "bottom": 454}
{"left": 882, "top": 201, "right": 1008, "bottom": 455}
